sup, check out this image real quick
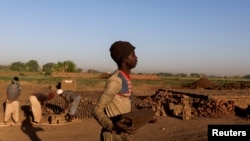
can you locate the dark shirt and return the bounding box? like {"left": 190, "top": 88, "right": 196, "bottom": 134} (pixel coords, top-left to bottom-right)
{"left": 33, "top": 93, "right": 49, "bottom": 104}
{"left": 61, "top": 90, "right": 80, "bottom": 102}
{"left": 6, "top": 82, "right": 21, "bottom": 101}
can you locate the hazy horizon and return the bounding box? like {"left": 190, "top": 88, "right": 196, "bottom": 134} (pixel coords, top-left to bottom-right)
{"left": 1, "top": 0, "right": 249, "bottom": 76}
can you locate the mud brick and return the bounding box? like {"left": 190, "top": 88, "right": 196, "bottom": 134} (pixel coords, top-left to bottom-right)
{"left": 155, "top": 102, "right": 167, "bottom": 116}
{"left": 122, "top": 108, "right": 155, "bottom": 130}
{"left": 173, "top": 105, "right": 183, "bottom": 116}
{"left": 182, "top": 107, "right": 192, "bottom": 116}
{"left": 41, "top": 114, "right": 64, "bottom": 124}
{"left": 181, "top": 96, "right": 190, "bottom": 105}
{"left": 168, "top": 103, "right": 174, "bottom": 110}
{"left": 50, "top": 115, "right": 65, "bottom": 124}
{"left": 182, "top": 105, "right": 191, "bottom": 110}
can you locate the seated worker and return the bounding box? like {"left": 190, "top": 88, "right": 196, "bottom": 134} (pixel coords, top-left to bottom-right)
{"left": 57, "top": 89, "right": 82, "bottom": 122}
{"left": 29, "top": 92, "right": 55, "bottom": 124}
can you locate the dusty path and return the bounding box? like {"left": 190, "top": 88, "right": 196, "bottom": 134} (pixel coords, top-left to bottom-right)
{"left": 0, "top": 115, "right": 249, "bottom": 141}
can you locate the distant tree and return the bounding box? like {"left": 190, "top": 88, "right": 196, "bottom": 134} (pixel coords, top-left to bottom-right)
{"left": 10, "top": 61, "right": 25, "bottom": 71}
{"left": 53, "top": 60, "right": 77, "bottom": 72}
{"left": 208, "top": 75, "right": 219, "bottom": 78}
{"left": 6, "top": 60, "right": 80, "bottom": 73}
{"left": 76, "top": 68, "right": 83, "bottom": 72}
{"left": 63, "top": 60, "right": 76, "bottom": 72}
{"left": 53, "top": 61, "right": 64, "bottom": 72}
{"left": 25, "top": 60, "right": 39, "bottom": 72}
{"left": 190, "top": 73, "right": 200, "bottom": 78}
{"left": 87, "top": 69, "right": 99, "bottom": 73}
{"left": 0, "top": 65, "right": 10, "bottom": 70}
{"left": 42, "top": 63, "right": 56, "bottom": 75}
{"left": 243, "top": 75, "right": 250, "bottom": 79}
{"left": 176, "top": 73, "right": 188, "bottom": 77}
{"left": 156, "top": 72, "right": 174, "bottom": 77}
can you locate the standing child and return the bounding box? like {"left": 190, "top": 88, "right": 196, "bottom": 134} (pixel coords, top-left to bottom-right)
{"left": 93, "top": 41, "right": 138, "bottom": 141}
{"left": 4, "top": 76, "right": 22, "bottom": 124}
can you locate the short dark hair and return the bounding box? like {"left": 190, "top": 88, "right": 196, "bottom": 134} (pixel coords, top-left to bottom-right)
{"left": 56, "top": 82, "right": 62, "bottom": 89}
{"left": 13, "top": 76, "right": 19, "bottom": 81}
{"left": 110, "top": 41, "right": 135, "bottom": 66}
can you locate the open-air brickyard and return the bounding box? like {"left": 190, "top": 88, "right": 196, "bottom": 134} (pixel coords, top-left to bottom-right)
{"left": 1, "top": 72, "right": 250, "bottom": 141}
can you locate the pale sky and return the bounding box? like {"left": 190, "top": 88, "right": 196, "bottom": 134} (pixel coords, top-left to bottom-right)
{"left": 0, "top": 0, "right": 249, "bottom": 76}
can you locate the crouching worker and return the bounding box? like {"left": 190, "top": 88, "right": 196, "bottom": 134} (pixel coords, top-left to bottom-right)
{"left": 29, "top": 92, "right": 55, "bottom": 124}
{"left": 57, "top": 89, "right": 81, "bottom": 122}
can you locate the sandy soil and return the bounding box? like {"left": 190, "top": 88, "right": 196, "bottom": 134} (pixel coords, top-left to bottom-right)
{"left": 0, "top": 115, "right": 249, "bottom": 141}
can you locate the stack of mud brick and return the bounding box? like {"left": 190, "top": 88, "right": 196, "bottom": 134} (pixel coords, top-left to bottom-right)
{"left": 181, "top": 95, "right": 192, "bottom": 120}
{"left": 41, "top": 114, "right": 65, "bottom": 124}
{"left": 154, "top": 99, "right": 167, "bottom": 116}
{"left": 168, "top": 95, "right": 192, "bottom": 120}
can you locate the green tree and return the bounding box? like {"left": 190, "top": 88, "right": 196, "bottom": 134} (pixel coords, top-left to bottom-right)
{"left": 63, "top": 60, "right": 76, "bottom": 72}
{"left": 25, "top": 60, "right": 39, "bottom": 72}
{"left": 10, "top": 61, "right": 25, "bottom": 71}
{"left": 156, "top": 72, "right": 174, "bottom": 77}
{"left": 190, "top": 73, "right": 201, "bottom": 78}
{"left": 53, "top": 61, "right": 65, "bottom": 72}
{"left": 0, "top": 65, "right": 10, "bottom": 70}
{"left": 76, "top": 68, "right": 83, "bottom": 72}
{"left": 243, "top": 75, "right": 250, "bottom": 79}
{"left": 176, "top": 73, "right": 188, "bottom": 77}
{"left": 53, "top": 60, "right": 77, "bottom": 72}
{"left": 42, "top": 62, "right": 56, "bottom": 75}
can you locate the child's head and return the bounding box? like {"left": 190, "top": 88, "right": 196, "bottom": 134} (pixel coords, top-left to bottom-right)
{"left": 110, "top": 41, "right": 135, "bottom": 67}
{"left": 12, "top": 76, "right": 19, "bottom": 84}
{"left": 13, "top": 76, "right": 19, "bottom": 81}
{"left": 56, "top": 82, "right": 62, "bottom": 89}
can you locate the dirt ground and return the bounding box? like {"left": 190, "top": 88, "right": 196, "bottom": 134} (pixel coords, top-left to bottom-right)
{"left": 1, "top": 115, "right": 249, "bottom": 141}
{"left": 0, "top": 75, "right": 250, "bottom": 141}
